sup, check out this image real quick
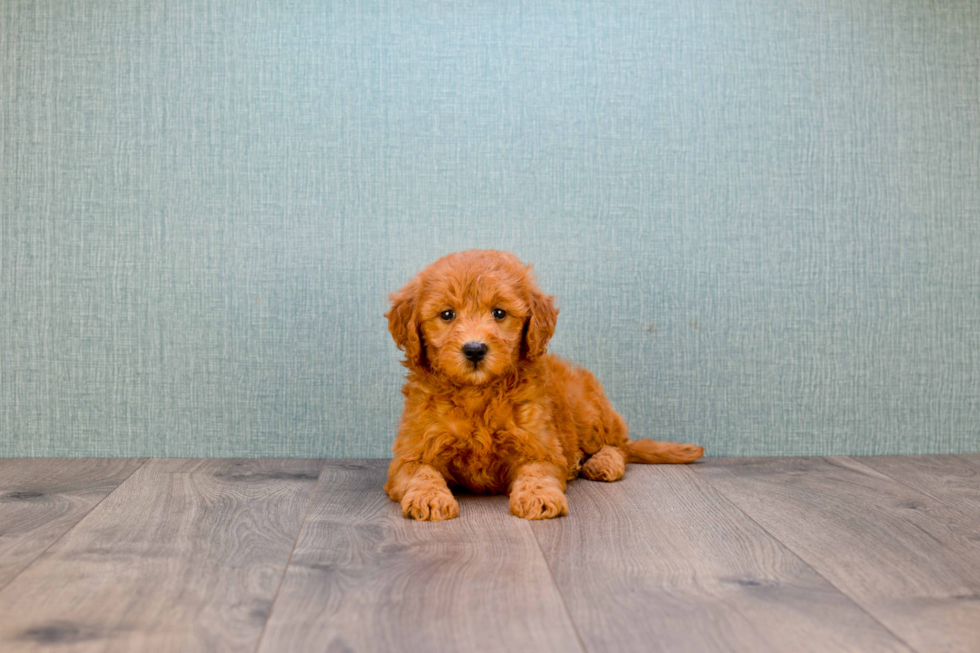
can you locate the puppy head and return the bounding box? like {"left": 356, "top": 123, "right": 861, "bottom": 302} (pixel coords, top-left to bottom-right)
{"left": 387, "top": 250, "right": 558, "bottom": 385}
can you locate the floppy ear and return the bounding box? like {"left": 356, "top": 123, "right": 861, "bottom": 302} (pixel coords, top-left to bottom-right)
{"left": 386, "top": 278, "right": 427, "bottom": 370}
{"left": 521, "top": 274, "right": 558, "bottom": 361}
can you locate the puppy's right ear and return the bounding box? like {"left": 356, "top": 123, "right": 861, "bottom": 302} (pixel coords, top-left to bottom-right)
{"left": 386, "top": 278, "right": 426, "bottom": 370}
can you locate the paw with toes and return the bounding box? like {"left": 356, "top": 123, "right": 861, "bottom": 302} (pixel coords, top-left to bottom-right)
{"left": 509, "top": 485, "right": 568, "bottom": 520}
{"left": 401, "top": 488, "right": 459, "bottom": 521}
{"left": 580, "top": 445, "right": 626, "bottom": 482}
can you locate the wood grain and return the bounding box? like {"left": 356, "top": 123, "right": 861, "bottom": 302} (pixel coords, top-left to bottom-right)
{"left": 697, "top": 456, "right": 980, "bottom": 653}
{"left": 0, "top": 458, "right": 146, "bottom": 590}
{"left": 256, "top": 459, "right": 584, "bottom": 653}
{"left": 531, "top": 463, "right": 913, "bottom": 653}
{"left": 2, "top": 456, "right": 977, "bottom": 652}
{"left": 0, "top": 458, "right": 323, "bottom": 653}
{"left": 858, "top": 455, "right": 980, "bottom": 521}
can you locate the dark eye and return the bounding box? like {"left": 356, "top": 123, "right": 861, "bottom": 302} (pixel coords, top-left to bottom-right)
{"left": 492, "top": 308, "right": 506, "bottom": 320}
{"left": 440, "top": 310, "right": 455, "bottom": 322}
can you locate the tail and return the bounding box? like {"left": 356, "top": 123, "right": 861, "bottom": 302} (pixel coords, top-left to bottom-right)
{"left": 625, "top": 439, "right": 704, "bottom": 464}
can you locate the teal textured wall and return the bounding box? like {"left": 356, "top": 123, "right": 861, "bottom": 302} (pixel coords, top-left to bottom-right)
{"left": 2, "top": 1, "right": 979, "bottom": 457}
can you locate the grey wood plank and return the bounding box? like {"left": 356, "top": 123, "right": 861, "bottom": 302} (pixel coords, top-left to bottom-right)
{"left": 256, "top": 459, "right": 584, "bottom": 653}
{"left": 697, "top": 457, "right": 980, "bottom": 653}
{"left": 857, "top": 455, "right": 980, "bottom": 521}
{"left": 530, "top": 464, "right": 914, "bottom": 653}
{"left": 0, "top": 458, "right": 146, "bottom": 590}
{"left": 961, "top": 454, "right": 980, "bottom": 468}
{"left": 0, "top": 458, "right": 323, "bottom": 653}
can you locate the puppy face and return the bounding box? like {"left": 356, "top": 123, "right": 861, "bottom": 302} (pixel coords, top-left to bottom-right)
{"left": 417, "top": 271, "right": 527, "bottom": 384}
{"left": 387, "top": 250, "right": 558, "bottom": 385}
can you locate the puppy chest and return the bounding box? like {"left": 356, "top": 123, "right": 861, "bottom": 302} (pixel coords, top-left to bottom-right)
{"left": 433, "top": 397, "right": 547, "bottom": 447}
{"left": 435, "top": 404, "right": 507, "bottom": 453}
{"left": 442, "top": 414, "right": 511, "bottom": 455}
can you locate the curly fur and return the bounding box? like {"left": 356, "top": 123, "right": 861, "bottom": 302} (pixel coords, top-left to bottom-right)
{"left": 384, "top": 249, "right": 704, "bottom": 520}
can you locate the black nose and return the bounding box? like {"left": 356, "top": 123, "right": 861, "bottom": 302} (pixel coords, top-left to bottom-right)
{"left": 461, "top": 342, "right": 488, "bottom": 363}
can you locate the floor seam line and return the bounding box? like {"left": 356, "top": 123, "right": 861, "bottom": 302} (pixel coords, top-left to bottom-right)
{"left": 0, "top": 457, "right": 151, "bottom": 594}
{"left": 841, "top": 455, "right": 979, "bottom": 516}
{"left": 527, "top": 520, "right": 592, "bottom": 653}
{"left": 693, "top": 461, "right": 924, "bottom": 653}
{"left": 251, "top": 457, "right": 327, "bottom": 653}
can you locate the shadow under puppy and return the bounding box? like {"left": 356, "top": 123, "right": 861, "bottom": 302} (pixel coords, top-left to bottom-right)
{"left": 385, "top": 249, "right": 704, "bottom": 520}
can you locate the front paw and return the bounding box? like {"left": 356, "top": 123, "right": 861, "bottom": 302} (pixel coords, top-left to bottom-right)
{"left": 401, "top": 488, "right": 459, "bottom": 521}
{"left": 509, "top": 485, "right": 569, "bottom": 520}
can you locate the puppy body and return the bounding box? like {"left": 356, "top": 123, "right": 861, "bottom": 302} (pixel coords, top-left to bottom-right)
{"left": 385, "top": 250, "right": 703, "bottom": 521}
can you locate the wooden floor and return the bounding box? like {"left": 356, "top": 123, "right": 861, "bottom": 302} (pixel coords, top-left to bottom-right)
{"left": 0, "top": 456, "right": 978, "bottom": 652}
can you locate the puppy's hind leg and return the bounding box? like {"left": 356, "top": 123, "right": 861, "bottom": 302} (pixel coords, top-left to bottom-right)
{"left": 580, "top": 445, "right": 626, "bottom": 482}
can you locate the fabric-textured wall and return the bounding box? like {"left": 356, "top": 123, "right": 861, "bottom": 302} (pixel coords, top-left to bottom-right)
{"left": 2, "top": 1, "right": 979, "bottom": 457}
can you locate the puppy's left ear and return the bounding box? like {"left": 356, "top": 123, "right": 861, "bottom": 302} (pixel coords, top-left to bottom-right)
{"left": 386, "top": 278, "right": 426, "bottom": 370}
{"left": 521, "top": 273, "right": 558, "bottom": 361}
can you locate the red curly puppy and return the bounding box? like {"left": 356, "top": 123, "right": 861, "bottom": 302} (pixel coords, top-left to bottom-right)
{"left": 385, "top": 250, "right": 704, "bottom": 521}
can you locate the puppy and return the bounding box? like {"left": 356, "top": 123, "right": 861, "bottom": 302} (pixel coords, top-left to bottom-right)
{"left": 384, "top": 250, "right": 704, "bottom": 520}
